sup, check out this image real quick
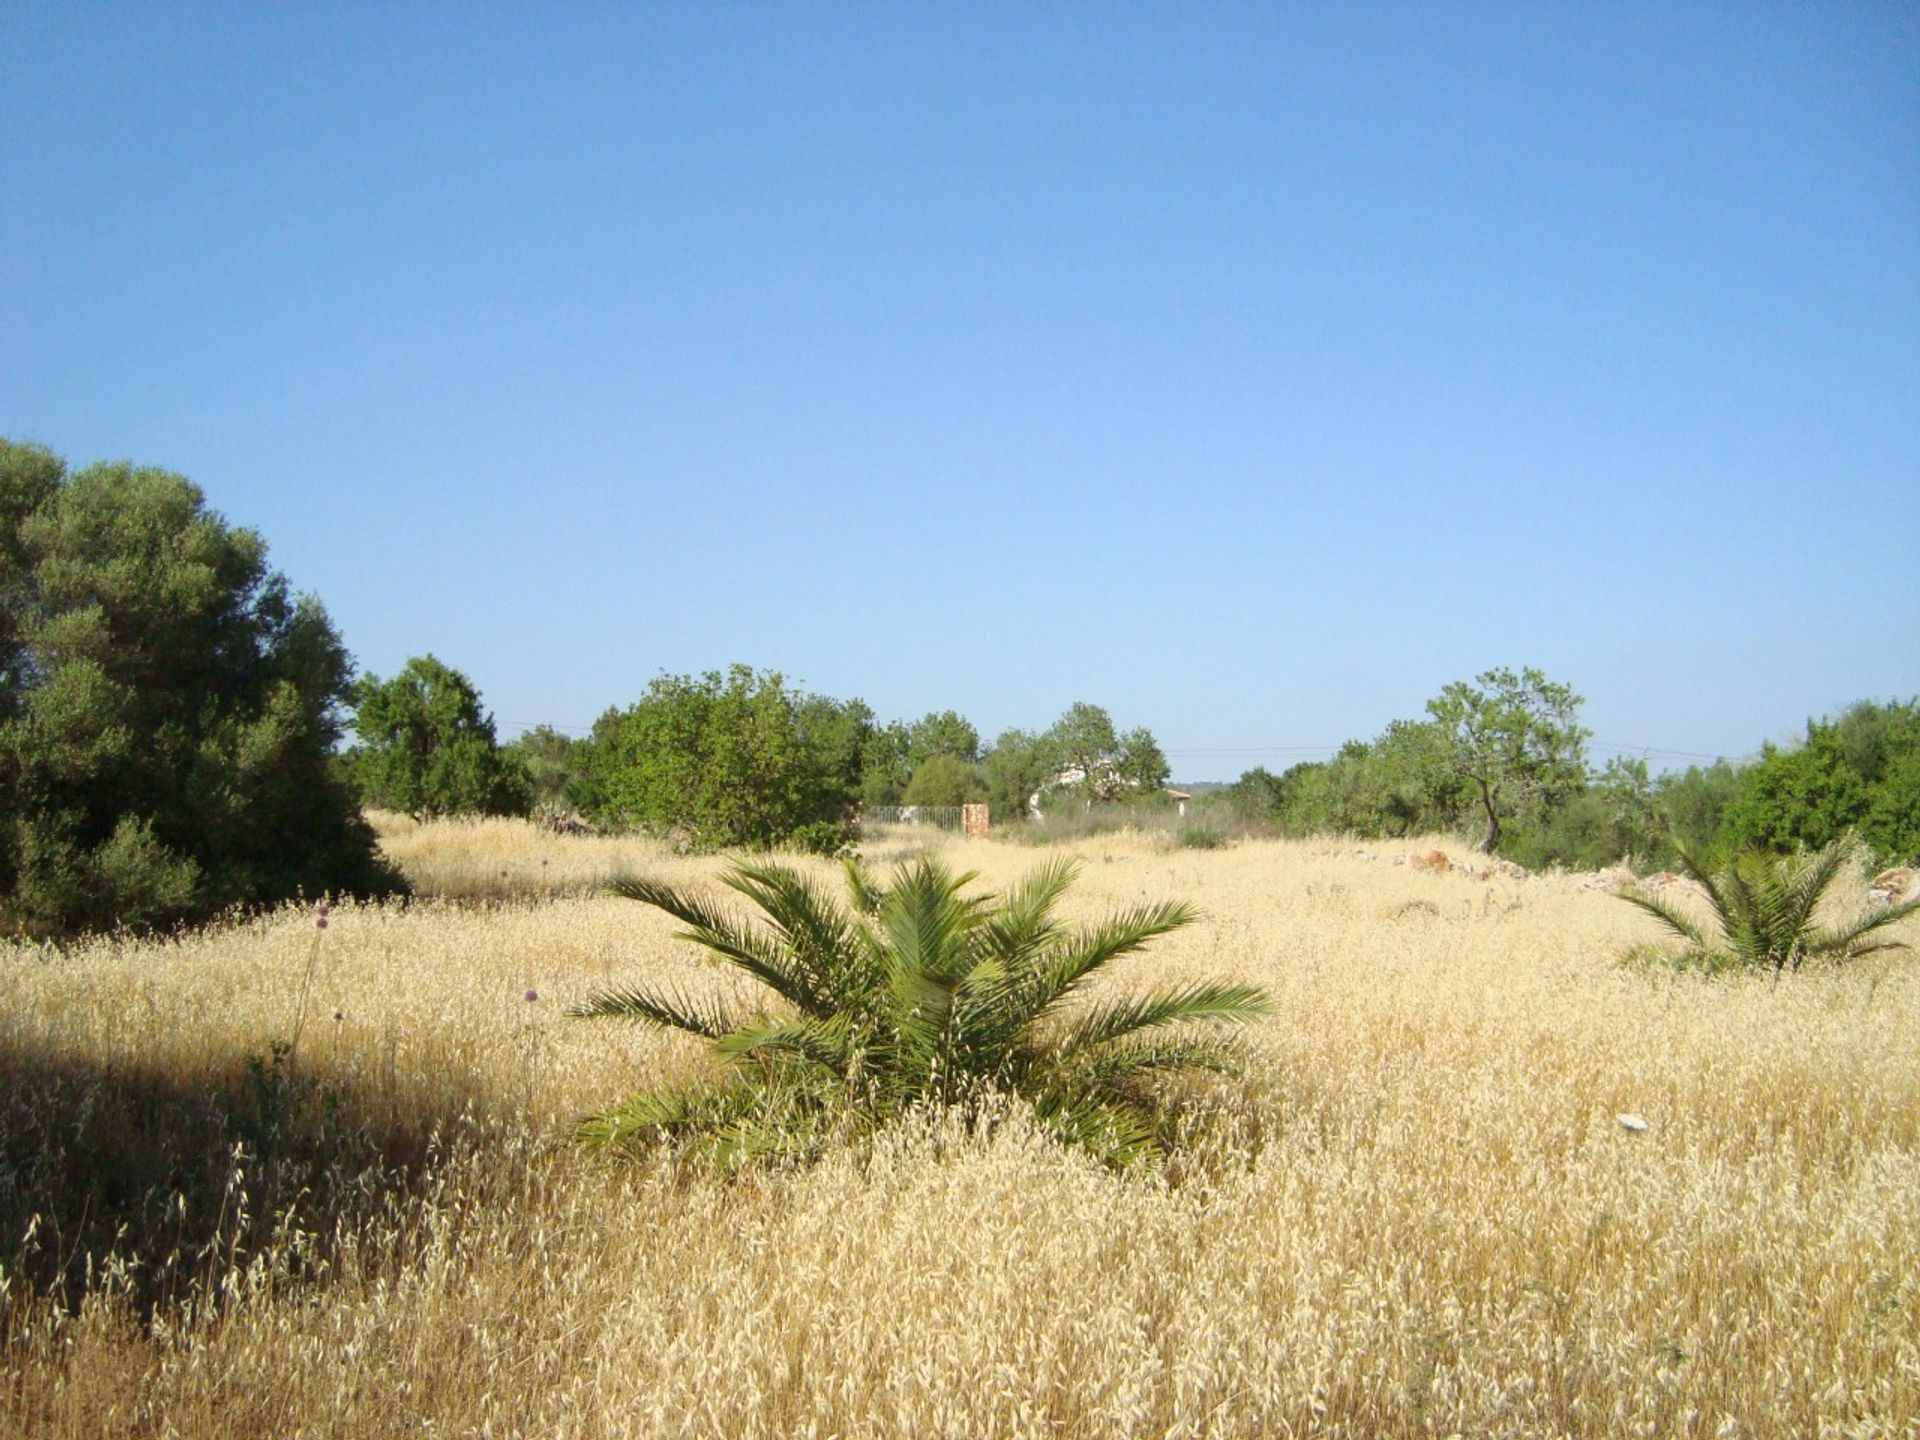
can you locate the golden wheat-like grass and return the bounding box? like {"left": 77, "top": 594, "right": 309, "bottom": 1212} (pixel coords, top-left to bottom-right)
{"left": 3, "top": 819, "right": 1916, "bottom": 1437}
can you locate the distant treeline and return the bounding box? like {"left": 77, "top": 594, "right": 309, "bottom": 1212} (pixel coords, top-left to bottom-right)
{"left": 1209, "top": 696, "right": 1920, "bottom": 874}
{"left": 5, "top": 436, "right": 1913, "bottom": 939}
{"left": 346, "top": 659, "right": 1172, "bottom": 855}
{"left": 351, "top": 651, "right": 1919, "bottom": 877}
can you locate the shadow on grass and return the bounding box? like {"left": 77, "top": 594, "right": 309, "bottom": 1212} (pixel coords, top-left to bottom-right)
{"left": 0, "top": 1037, "right": 493, "bottom": 1326}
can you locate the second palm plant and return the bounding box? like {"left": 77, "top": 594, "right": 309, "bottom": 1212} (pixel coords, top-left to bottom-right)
{"left": 572, "top": 854, "right": 1271, "bottom": 1167}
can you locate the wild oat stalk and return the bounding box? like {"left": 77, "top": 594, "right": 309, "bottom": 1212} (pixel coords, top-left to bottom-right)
{"left": 571, "top": 855, "right": 1271, "bottom": 1167}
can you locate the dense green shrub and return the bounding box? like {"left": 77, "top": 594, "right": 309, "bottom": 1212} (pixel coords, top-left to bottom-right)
{"left": 902, "top": 753, "right": 989, "bottom": 806}
{"left": 0, "top": 440, "right": 402, "bottom": 936}
{"left": 1724, "top": 701, "right": 1920, "bottom": 867}
{"left": 502, "top": 724, "right": 589, "bottom": 817}
{"left": 579, "top": 665, "right": 867, "bottom": 853}
{"left": 346, "top": 655, "right": 530, "bottom": 819}
{"left": 1500, "top": 758, "right": 1669, "bottom": 872}
{"left": 572, "top": 855, "right": 1270, "bottom": 1167}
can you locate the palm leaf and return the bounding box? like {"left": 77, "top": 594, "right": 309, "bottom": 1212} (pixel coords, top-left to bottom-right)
{"left": 608, "top": 874, "right": 827, "bottom": 1014}
{"left": 1031, "top": 1090, "right": 1158, "bottom": 1167}
{"left": 566, "top": 984, "right": 740, "bottom": 1039}
{"left": 1783, "top": 839, "right": 1850, "bottom": 937}
{"left": 1807, "top": 894, "right": 1920, "bottom": 959}
{"left": 880, "top": 857, "right": 986, "bottom": 984}
{"left": 1024, "top": 900, "right": 1199, "bottom": 1021}
{"left": 842, "top": 854, "right": 886, "bottom": 915}
{"left": 722, "top": 862, "right": 868, "bottom": 1011}
{"left": 1053, "top": 981, "right": 1272, "bottom": 1058}
{"left": 577, "top": 1083, "right": 727, "bottom": 1147}
{"left": 1675, "top": 847, "right": 1733, "bottom": 935}
{"left": 712, "top": 1015, "right": 860, "bottom": 1074}
{"left": 978, "top": 856, "right": 1079, "bottom": 971}
{"left": 1614, "top": 888, "right": 1706, "bottom": 948}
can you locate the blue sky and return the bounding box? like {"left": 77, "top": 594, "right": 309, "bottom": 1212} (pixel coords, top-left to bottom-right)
{"left": 4, "top": 4, "right": 1916, "bottom": 780}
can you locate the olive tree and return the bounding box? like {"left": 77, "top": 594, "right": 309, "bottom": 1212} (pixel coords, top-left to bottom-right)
{"left": 1425, "top": 666, "right": 1588, "bottom": 853}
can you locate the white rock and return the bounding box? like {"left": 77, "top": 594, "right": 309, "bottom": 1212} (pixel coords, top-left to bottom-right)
{"left": 1617, "top": 1113, "right": 1650, "bottom": 1133}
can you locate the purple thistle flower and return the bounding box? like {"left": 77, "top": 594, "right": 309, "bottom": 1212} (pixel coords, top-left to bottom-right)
{"left": 315, "top": 915, "right": 329, "bottom": 930}
{"left": 524, "top": 988, "right": 540, "bottom": 1003}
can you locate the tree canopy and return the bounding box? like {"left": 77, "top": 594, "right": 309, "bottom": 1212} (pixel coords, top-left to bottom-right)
{"left": 347, "top": 655, "right": 530, "bottom": 819}
{"left": 580, "top": 665, "right": 867, "bottom": 853}
{"left": 0, "top": 440, "right": 401, "bottom": 936}
{"left": 1426, "top": 667, "right": 1588, "bottom": 853}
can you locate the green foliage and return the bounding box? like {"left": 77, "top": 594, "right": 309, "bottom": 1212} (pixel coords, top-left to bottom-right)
{"left": 1653, "top": 760, "right": 1748, "bottom": 866}
{"left": 907, "top": 709, "right": 981, "bottom": 767}
{"left": 503, "top": 724, "right": 588, "bottom": 817}
{"left": 902, "top": 753, "right": 989, "bottom": 806}
{"left": 1501, "top": 757, "right": 1668, "bottom": 872}
{"left": 1724, "top": 701, "right": 1920, "bottom": 867}
{"left": 1616, "top": 838, "right": 1919, "bottom": 977}
{"left": 858, "top": 721, "right": 913, "bottom": 806}
{"left": 1426, "top": 667, "right": 1589, "bottom": 853}
{"left": 984, "top": 727, "right": 1055, "bottom": 821}
{"left": 347, "top": 655, "right": 530, "bottom": 819}
{"left": 572, "top": 856, "right": 1270, "bottom": 1168}
{"left": 0, "top": 440, "right": 402, "bottom": 936}
{"left": 1228, "top": 724, "right": 1466, "bottom": 841}
{"left": 1177, "top": 825, "right": 1227, "bottom": 850}
{"left": 1041, "top": 701, "right": 1170, "bottom": 803}
{"left": 580, "top": 665, "right": 867, "bottom": 853}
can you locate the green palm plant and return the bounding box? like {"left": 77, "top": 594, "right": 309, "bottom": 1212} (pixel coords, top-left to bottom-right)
{"left": 1616, "top": 836, "right": 1920, "bottom": 976}
{"left": 570, "top": 854, "right": 1271, "bottom": 1167}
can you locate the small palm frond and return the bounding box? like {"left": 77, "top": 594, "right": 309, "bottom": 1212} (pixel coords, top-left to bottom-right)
{"left": 721, "top": 862, "right": 867, "bottom": 1011}
{"left": 1806, "top": 894, "right": 1920, "bottom": 960}
{"left": 842, "top": 854, "right": 886, "bottom": 915}
{"left": 607, "top": 874, "right": 827, "bottom": 1014}
{"left": 1062, "top": 1036, "right": 1248, "bottom": 1089}
{"left": 978, "top": 856, "right": 1079, "bottom": 969}
{"left": 1024, "top": 900, "right": 1200, "bottom": 1021}
{"left": 1053, "top": 981, "right": 1273, "bottom": 1058}
{"left": 577, "top": 1084, "right": 728, "bottom": 1148}
{"left": 879, "top": 857, "right": 988, "bottom": 984}
{"left": 566, "top": 984, "right": 741, "bottom": 1039}
{"left": 1783, "top": 839, "right": 1851, "bottom": 937}
{"left": 1674, "top": 847, "right": 1733, "bottom": 931}
{"left": 1031, "top": 1090, "right": 1158, "bottom": 1168}
{"left": 1614, "top": 888, "right": 1707, "bottom": 949}
{"left": 712, "top": 1014, "right": 860, "bottom": 1074}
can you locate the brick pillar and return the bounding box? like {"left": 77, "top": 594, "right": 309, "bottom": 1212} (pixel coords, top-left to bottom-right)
{"left": 962, "top": 804, "right": 990, "bottom": 839}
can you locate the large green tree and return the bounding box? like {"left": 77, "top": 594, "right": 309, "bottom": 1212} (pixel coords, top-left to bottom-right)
{"left": 581, "top": 665, "right": 867, "bottom": 853}
{"left": 1037, "top": 702, "right": 1170, "bottom": 807}
{"left": 0, "top": 441, "right": 401, "bottom": 936}
{"left": 347, "top": 655, "right": 530, "bottom": 819}
{"left": 1425, "top": 666, "right": 1588, "bottom": 853}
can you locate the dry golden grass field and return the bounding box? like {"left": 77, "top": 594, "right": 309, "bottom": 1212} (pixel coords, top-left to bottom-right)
{"left": 3, "top": 816, "right": 1917, "bottom": 1438}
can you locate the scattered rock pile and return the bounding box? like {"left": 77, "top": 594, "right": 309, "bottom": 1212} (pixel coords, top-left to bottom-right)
{"left": 1869, "top": 867, "right": 1919, "bottom": 906}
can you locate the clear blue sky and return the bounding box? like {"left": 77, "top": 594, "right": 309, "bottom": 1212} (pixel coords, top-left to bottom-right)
{"left": 5, "top": 4, "right": 1916, "bottom": 780}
